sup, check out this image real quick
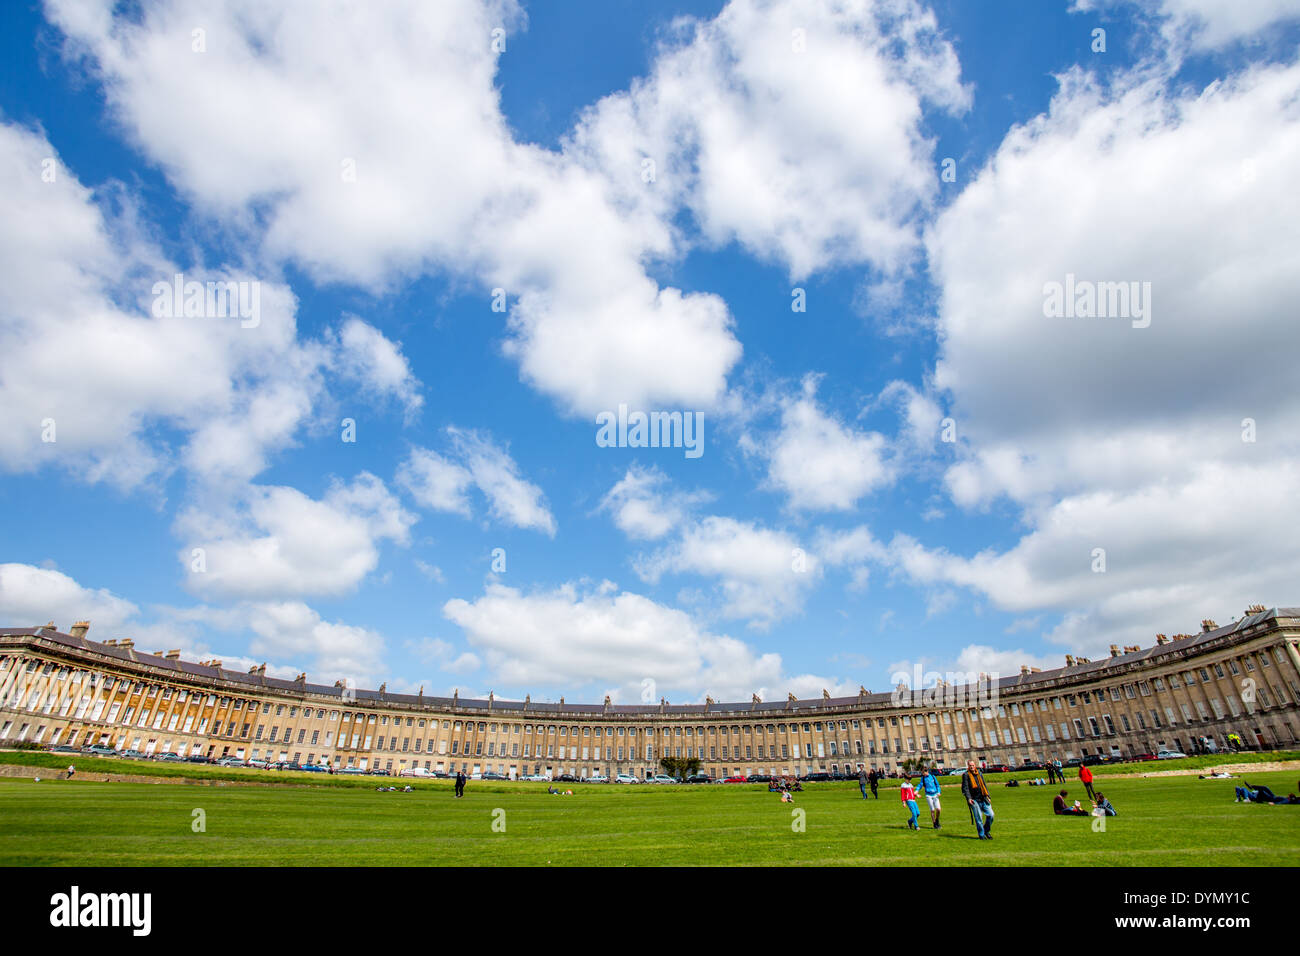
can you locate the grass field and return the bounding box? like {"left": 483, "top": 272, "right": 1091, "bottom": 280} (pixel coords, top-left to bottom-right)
{"left": 1, "top": 767, "right": 1298, "bottom": 866}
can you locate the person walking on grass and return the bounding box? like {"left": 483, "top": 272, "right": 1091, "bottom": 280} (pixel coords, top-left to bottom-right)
{"left": 1079, "top": 762, "right": 1097, "bottom": 801}
{"left": 1053, "top": 756, "right": 1064, "bottom": 783}
{"left": 858, "top": 767, "right": 870, "bottom": 800}
{"left": 918, "top": 767, "right": 943, "bottom": 829}
{"left": 961, "top": 759, "right": 995, "bottom": 840}
{"left": 869, "top": 768, "right": 880, "bottom": 799}
{"left": 454, "top": 770, "right": 466, "bottom": 798}
{"left": 900, "top": 775, "right": 922, "bottom": 830}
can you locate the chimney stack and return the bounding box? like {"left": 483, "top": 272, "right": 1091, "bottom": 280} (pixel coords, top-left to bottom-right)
{"left": 1109, "top": 644, "right": 1120, "bottom": 657}
{"left": 70, "top": 621, "right": 90, "bottom": 639}
{"left": 104, "top": 639, "right": 117, "bottom": 647}
{"left": 1155, "top": 633, "right": 1167, "bottom": 644}
{"left": 165, "top": 649, "right": 181, "bottom": 660}
{"left": 1020, "top": 664, "right": 1030, "bottom": 675}
{"left": 1065, "top": 654, "right": 1075, "bottom": 666}
{"left": 1201, "top": 619, "right": 1217, "bottom": 632}
{"left": 119, "top": 639, "right": 134, "bottom": 650}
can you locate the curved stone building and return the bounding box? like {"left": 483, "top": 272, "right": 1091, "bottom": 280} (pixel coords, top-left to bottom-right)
{"left": 3, "top": 607, "right": 1298, "bottom": 779}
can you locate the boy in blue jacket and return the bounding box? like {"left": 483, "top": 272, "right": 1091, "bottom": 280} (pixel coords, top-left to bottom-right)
{"left": 918, "top": 767, "right": 943, "bottom": 829}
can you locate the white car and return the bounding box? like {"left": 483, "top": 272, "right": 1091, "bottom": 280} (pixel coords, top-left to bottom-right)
{"left": 1156, "top": 749, "right": 1188, "bottom": 759}
{"left": 521, "top": 773, "right": 549, "bottom": 782}
{"left": 399, "top": 767, "right": 433, "bottom": 778}
{"left": 586, "top": 774, "right": 610, "bottom": 783}
{"left": 649, "top": 774, "right": 677, "bottom": 784}
{"left": 615, "top": 773, "right": 640, "bottom": 784}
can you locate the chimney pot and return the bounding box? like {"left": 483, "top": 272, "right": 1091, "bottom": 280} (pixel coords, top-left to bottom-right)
{"left": 70, "top": 621, "right": 90, "bottom": 639}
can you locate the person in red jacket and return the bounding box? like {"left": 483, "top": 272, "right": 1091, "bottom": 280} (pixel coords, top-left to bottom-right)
{"left": 1079, "top": 763, "right": 1097, "bottom": 801}
{"left": 899, "top": 776, "right": 921, "bottom": 830}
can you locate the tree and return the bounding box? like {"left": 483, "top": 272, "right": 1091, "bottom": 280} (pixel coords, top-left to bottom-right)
{"left": 900, "top": 756, "right": 932, "bottom": 775}
{"left": 658, "top": 756, "right": 700, "bottom": 780}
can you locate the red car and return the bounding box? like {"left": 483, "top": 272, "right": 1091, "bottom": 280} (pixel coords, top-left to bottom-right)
{"left": 721, "top": 775, "right": 748, "bottom": 783}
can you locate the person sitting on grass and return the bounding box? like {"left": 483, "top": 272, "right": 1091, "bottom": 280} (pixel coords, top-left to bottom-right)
{"left": 1053, "top": 789, "right": 1088, "bottom": 815}
{"left": 900, "top": 776, "right": 922, "bottom": 830}
{"left": 1091, "top": 791, "right": 1117, "bottom": 816}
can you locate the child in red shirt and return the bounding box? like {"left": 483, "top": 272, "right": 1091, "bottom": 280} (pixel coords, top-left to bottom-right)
{"left": 900, "top": 778, "right": 921, "bottom": 830}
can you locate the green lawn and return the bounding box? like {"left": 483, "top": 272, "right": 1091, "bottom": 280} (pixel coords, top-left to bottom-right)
{"left": 1, "top": 769, "right": 1297, "bottom": 866}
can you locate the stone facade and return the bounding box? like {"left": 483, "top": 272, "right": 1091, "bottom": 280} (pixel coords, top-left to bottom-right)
{"left": 2, "top": 608, "right": 1298, "bottom": 779}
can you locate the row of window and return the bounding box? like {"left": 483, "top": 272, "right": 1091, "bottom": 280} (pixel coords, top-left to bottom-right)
{"left": 2, "top": 644, "right": 1296, "bottom": 752}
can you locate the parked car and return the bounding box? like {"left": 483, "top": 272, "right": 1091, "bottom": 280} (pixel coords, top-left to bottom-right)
{"left": 300, "top": 764, "right": 328, "bottom": 772}
{"left": 47, "top": 744, "right": 79, "bottom": 754}
{"left": 245, "top": 758, "right": 269, "bottom": 769}
{"left": 368, "top": 768, "right": 391, "bottom": 776}
{"left": 1156, "top": 749, "right": 1188, "bottom": 759}
{"left": 521, "top": 773, "right": 549, "bottom": 782}
{"left": 185, "top": 754, "right": 213, "bottom": 764}
{"left": 585, "top": 773, "right": 609, "bottom": 783}
{"left": 557, "top": 773, "right": 577, "bottom": 783}
{"left": 338, "top": 766, "right": 365, "bottom": 774}
{"left": 721, "top": 775, "right": 748, "bottom": 784}
{"left": 215, "top": 756, "right": 245, "bottom": 767}
{"left": 399, "top": 767, "right": 434, "bottom": 778}
{"left": 119, "top": 749, "right": 147, "bottom": 760}
{"left": 614, "top": 773, "right": 640, "bottom": 784}
{"left": 87, "top": 745, "right": 118, "bottom": 757}
{"left": 154, "top": 752, "right": 185, "bottom": 762}
{"left": 482, "top": 772, "right": 508, "bottom": 780}
{"left": 1132, "top": 753, "right": 1157, "bottom": 761}
{"left": 801, "top": 771, "right": 832, "bottom": 782}
{"left": 747, "top": 773, "right": 772, "bottom": 783}
{"left": 648, "top": 774, "right": 677, "bottom": 784}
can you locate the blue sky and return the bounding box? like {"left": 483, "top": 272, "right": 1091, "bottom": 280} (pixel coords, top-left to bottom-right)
{"left": 2, "top": 0, "right": 1298, "bottom": 705}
